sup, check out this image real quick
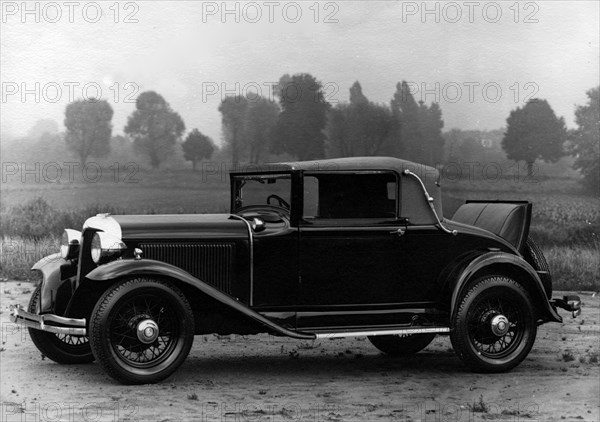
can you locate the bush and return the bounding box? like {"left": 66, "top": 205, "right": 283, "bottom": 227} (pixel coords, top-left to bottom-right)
{"left": 0, "top": 197, "right": 127, "bottom": 239}
{"left": 0, "top": 236, "right": 59, "bottom": 280}
{"left": 1, "top": 197, "right": 58, "bottom": 239}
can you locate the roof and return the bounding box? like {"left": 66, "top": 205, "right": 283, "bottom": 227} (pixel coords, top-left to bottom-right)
{"left": 231, "top": 156, "right": 439, "bottom": 179}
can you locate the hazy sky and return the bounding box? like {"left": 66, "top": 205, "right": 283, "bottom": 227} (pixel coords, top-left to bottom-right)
{"left": 1, "top": 1, "right": 598, "bottom": 145}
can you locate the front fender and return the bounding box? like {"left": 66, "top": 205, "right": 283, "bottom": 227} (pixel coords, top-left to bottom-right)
{"left": 86, "top": 259, "right": 314, "bottom": 340}
{"left": 31, "top": 253, "right": 77, "bottom": 315}
{"left": 450, "top": 252, "right": 561, "bottom": 323}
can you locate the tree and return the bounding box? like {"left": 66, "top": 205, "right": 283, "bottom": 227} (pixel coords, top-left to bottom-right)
{"left": 346, "top": 82, "right": 394, "bottom": 156}
{"left": 124, "top": 91, "right": 185, "bottom": 169}
{"left": 244, "top": 97, "right": 279, "bottom": 163}
{"left": 326, "top": 81, "right": 394, "bottom": 157}
{"left": 390, "top": 81, "right": 422, "bottom": 160}
{"left": 64, "top": 99, "right": 113, "bottom": 164}
{"left": 182, "top": 129, "right": 216, "bottom": 171}
{"left": 418, "top": 101, "right": 445, "bottom": 165}
{"left": 569, "top": 87, "right": 599, "bottom": 194}
{"left": 219, "top": 95, "right": 249, "bottom": 165}
{"left": 502, "top": 99, "right": 566, "bottom": 176}
{"left": 273, "top": 73, "right": 330, "bottom": 161}
{"left": 389, "top": 82, "right": 445, "bottom": 165}
{"left": 443, "top": 129, "right": 508, "bottom": 167}
{"left": 326, "top": 103, "right": 351, "bottom": 157}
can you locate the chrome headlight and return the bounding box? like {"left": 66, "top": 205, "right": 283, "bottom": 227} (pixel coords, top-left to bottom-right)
{"left": 90, "top": 232, "right": 127, "bottom": 264}
{"left": 60, "top": 229, "right": 81, "bottom": 260}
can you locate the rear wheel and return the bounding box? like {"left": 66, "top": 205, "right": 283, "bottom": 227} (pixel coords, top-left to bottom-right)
{"left": 89, "top": 278, "right": 194, "bottom": 384}
{"left": 368, "top": 333, "right": 436, "bottom": 356}
{"left": 451, "top": 275, "right": 537, "bottom": 372}
{"left": 27, "top": 286, "right": 94, "bottom": 364}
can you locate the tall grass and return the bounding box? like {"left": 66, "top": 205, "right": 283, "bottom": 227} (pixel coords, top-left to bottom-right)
{"left": 544, "top": 243, "right": 600, "bottom": 291}
{"left": 0, "top": 197, "right": 196, "bottom": 239}
{"left": 0, "top": 236, "right": 59, "bottom": 280}
{"left": 0, "top": 197, "right": 127, "bottom": 239}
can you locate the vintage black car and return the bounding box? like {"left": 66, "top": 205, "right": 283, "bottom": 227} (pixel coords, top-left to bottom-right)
{"left": 11, "top": 157, "right": 581, "bottom": 384}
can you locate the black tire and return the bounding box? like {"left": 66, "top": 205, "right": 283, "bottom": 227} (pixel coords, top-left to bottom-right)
{"left": 368, "top": 333, "right": 436, "bottom": 356}
{"left": 27, "top": 286, "right": 94, "bottom": 364}
{"left": 89, "top": 278, "right": 194, "bottom": 384}
{"left": 522, "top": 237, "right": 552, "bottom": 298}
{"left": 450, "top": 275, "right": 537, "bottom": 373}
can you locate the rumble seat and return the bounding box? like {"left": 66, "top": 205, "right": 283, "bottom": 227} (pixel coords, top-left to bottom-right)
{"left": 452, "top": 201, "right": 531, "bottom": 251}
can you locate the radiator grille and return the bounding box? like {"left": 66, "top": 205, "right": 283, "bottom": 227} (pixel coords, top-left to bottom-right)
{"left": 139, "top": 243, "right": 234, "bottom": 293}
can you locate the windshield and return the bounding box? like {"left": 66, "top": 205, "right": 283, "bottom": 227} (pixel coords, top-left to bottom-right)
{"left": 232, "top": 174, "right": 292, "bottom": 211}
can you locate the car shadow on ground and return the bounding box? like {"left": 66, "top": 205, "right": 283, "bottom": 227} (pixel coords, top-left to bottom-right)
{"left": 179, "top": 350, "right": 468, "bottom": 379}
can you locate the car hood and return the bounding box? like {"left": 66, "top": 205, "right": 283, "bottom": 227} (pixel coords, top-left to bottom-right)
{"left": 84, "top": 213, "right": 249, "bottom": 241}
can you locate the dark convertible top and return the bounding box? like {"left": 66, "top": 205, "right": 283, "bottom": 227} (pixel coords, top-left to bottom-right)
{"left": 231, "top": 156, "right": 439, "bottom": 181}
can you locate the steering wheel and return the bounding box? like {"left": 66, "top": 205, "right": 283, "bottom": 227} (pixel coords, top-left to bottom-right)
{"left": 266, "top": 194, "right": 290, "bottom": 210}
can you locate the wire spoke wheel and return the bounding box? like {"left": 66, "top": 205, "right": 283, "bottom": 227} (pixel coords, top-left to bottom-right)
{"left": 467, "top": 297, "right": 523, "bottom": 359}
{"left": 90, "top": 278, "right": 194, "bottom": 384}
{"left": 55, "top": 333, "right": 89, "bottom": 346}
{"left": 451, "top": 276, "right": 537, "bottom": 373}
{"left": 109, "top": 293, "right": 179, "bottom": 367}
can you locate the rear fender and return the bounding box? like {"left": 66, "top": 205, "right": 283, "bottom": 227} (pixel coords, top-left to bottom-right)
{"left": 85, "top": 259, "right": 314, "bottom": 340}
{"left": 449, "top": 251, "right": 561, "bottom": 323}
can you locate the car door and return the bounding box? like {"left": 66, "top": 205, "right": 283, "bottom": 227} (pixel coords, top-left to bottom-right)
{"left": 297, "top": 172, "right": 411, "bottom": 328}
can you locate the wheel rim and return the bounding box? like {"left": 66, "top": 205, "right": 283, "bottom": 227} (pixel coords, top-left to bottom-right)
{"left": 466, "top": 293, "right": 525, "bottom": 359}
{"left": 108, "top": 292, "right": 183, "bottom": 370}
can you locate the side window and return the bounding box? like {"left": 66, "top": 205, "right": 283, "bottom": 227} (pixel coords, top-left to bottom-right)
{"left": 302, "top": 172, "right": 398, "bottom": 223}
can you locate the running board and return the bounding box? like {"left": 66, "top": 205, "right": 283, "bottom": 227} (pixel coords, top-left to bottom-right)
{"left": 313, "top": 327, "right": 450, "bottom": 339}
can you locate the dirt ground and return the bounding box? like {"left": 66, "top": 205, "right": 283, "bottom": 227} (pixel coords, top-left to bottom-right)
{"left": 1, "top": 281, "right": 598, "bottom": 422}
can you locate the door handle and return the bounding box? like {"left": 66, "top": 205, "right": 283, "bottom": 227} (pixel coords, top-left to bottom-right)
{"left": 390, "top": 228, "right": 405, "bottom": 236}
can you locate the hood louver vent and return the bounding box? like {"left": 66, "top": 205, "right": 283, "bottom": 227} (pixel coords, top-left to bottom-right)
{"left": 139, "top": 243, "right": 234, "bottom": 294}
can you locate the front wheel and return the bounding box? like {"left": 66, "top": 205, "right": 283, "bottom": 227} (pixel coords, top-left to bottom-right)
{"left": 368, "top": 333, "right": 436, "bottom": 356}
{"left": 89, "top": 278, "right": 194, "bottom": 384}
{"left": 27, "top": 286, "right": 94, "bottom": 364}
{"left": 450, "top": 275, "right": 537, "bottom": 372}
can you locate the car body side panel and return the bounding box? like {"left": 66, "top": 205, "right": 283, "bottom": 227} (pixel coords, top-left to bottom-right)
{"left": 295, "top": 222, "right": 516, "bottom": 329}
{"left": 402, "top": 223, "right": 517, "bottom": 299}
{"left": 252, "top": 229, "right": 299, "bottom": 307}
{"left": 298, "top": 225, "right": 409, "bottom": 306}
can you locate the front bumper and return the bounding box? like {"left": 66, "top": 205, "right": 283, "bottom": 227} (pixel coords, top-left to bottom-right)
{"left": 9, "top": 305, "right": 87, "bottom": 336}
{"left": 550, "top": 295, "right": 582, "bottom": 318}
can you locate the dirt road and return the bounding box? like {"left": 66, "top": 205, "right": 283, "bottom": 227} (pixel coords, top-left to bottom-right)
{"left": 1, "top": 281, "right": 598, "bottom": 422}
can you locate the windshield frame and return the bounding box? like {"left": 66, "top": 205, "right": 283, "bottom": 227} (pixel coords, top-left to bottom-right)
{"left": 230, "top": 172, "right": 294, "bottom": 214}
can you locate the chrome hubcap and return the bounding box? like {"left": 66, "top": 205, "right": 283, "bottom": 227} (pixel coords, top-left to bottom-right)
{"left": 136, "top": 319, "right": 159, "bottom": 344}
{"left": 490, "top": 315, "right": 509, "bottom": 336}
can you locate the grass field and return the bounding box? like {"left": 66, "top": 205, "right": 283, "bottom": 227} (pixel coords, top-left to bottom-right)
{"left": 1, "top": 166, "right": 598, "bottom": 290}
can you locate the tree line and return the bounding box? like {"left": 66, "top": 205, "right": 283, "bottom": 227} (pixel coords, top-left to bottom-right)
{"left": 218, "top": 75, "right": 445, "bottom": 166}
{"left": 61, "top": 73, "right": 598, "bottom": 193}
